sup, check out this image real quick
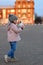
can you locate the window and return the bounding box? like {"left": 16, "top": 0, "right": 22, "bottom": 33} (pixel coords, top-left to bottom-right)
{"left": 18, "top": 5, "right": 21, "bottom": 8}
{"left": 18, "top": 14, "right": 21, "bottom": 17}
{"left": 28, "top": 14, "right": 31, "bottom": 17}
{"left": 22, "top": 9, "right": 26, "bottom": 13}
{"left": 28, "top": 5, "right": 30, "bottom": 8}
{"left": 28, "top": 9, "right": 30, "bottom": 12}
{"left": 18, "top": 10, "right": 21, "bottom": 12}
{"left": 22, "top": 14, "right": 26, "bottom": 18}
{"left": 7, "top": 10, "right": 10, "bottom": 13}
{"left": 11, "top": 9, "right": 15, "bottom": 12}
{"left": 23, "top": 5, "right": 26, "bottom": 8}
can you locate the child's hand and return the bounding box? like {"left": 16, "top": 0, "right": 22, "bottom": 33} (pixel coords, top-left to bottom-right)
{"left": 21, "top": 27, "right": 24, "bottom": 30}
{"left": 19, "top": 22, "right": 25, "bottom": 27}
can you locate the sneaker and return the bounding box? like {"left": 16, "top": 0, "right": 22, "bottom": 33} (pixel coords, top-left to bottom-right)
{"left": 4, "top": 55, "right": 8, "bottom": 62}
{"left": 4, "top": 55, "right": 11, "bottom": 63}
{"left": 10, "top": 57, "right": 18, "bottom": 62}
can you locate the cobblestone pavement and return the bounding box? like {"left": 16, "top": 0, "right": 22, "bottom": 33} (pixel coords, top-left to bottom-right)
{"left": 0, "top": 24, "right": 43, "bottom": 65}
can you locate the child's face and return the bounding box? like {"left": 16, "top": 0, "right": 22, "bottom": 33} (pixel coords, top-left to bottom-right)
{"left": 14, "top": 20, "right": 17, "bottom": 24}
{"left": 17, "top": 20, "right": 21, "bottom": 24}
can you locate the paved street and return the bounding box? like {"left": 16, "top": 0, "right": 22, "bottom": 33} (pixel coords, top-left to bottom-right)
{"left": 0, "top": 24, "right": 43, "bottom": 65}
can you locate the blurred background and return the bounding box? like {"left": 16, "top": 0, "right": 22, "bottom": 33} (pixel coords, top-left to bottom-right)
{"left": 0, "top": 0, "right": 43, "bottom": 25}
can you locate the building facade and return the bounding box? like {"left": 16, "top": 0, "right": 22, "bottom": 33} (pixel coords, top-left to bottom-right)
{"left": 0, "top": 0, "right": 34, "bottom": 24}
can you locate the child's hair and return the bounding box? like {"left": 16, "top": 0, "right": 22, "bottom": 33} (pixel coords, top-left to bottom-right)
{"left": 8, "top": 14, "right": 18, "bottom": 23}
{"left": 10, "top": 21, "right": 14, "bottom": 23}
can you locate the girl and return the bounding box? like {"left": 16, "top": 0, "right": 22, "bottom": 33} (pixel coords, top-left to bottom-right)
{"left": 4, "top": 14, "right": 24, "bottom": 62}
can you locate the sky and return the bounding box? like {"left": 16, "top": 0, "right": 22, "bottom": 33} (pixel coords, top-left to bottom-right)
{"left": 0, "top": 0, "right": 43, "bottom": 16}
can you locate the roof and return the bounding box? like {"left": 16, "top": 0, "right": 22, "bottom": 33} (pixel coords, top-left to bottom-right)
{"left": 0, "top": 5, "right": 14, "bottom": 9}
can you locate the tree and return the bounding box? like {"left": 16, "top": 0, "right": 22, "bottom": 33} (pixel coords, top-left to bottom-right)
{"left": 35, "top": 16, "right": 42, "bottom": 24}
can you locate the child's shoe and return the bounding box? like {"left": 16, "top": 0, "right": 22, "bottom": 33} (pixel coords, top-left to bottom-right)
{"left": 4, "top": 55, "right": 11, "bottom": 63}
{"left": 10, "top": 57, "right": 18, "bottom": 62}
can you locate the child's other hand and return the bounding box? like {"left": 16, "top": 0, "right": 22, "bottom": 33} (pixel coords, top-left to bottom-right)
{"left": 19, "top": 22, "right": 25, "bottom": 27}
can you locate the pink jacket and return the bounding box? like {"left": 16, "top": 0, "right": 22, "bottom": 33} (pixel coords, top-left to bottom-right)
{"left": 7, "top": 23, "right": 22, "bottom": 42}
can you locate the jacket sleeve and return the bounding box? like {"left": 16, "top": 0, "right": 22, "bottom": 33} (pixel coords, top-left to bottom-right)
{"left": 11, "top": 24, "right": 22, "bottom": 34}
